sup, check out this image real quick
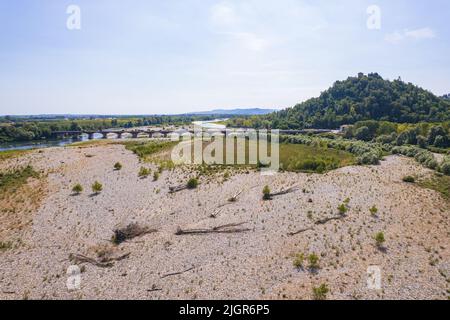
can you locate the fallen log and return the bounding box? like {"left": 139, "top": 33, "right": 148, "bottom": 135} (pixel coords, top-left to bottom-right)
{"left": 315, "top": 215, "right": 346, "bottom": 225}
{"left": 169, "top": 185, "right": 188, "bottom": 193}
{"left": 270, "top": 186, "right": 299, "bottom": 198}
{"left": 147, "top": 284, "right": 163, "bottom": 292}
{"left": 175, "top": 222, "right": 250, "bottom": 235}
{"left": 287, "top": 227, "right": 314, "bottom": 236}
{"left": 228, "top": 189, "right": 243, "bottom": 202}
{"left": 160, "top": 266, "right": 195, "bottom": 279}
{"left": 209, "top": 208, "right": 222, "bottom": 218}
{"left": 288, "top": 215, "right": 346, "bottom": 236}
{"left": 111, "top": 223, "right": 157, "bottom": 245}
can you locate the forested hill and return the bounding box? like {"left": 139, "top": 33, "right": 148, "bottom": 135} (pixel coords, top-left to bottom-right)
{"left": 229, "top": 73, "right": 450, "bottom": 129}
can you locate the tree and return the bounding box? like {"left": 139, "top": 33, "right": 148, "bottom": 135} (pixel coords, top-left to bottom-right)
{"left": 374, "top": 232, "right": 385, "bottom": 248}
{"left": 114, "top": 162, "right": 122, "bottom": 171}
{"left": 428, "top": 125, "right": 447, "bottom": 145}
{"left": 355, "top": 126, "right": 371, "bottom": 141}
{"left": 72, "top": 184, "right": 83, "bottom": 195}
{"left": 312, "top": 284, "right": 329, "bottom": 300}
{"left": 187, "top": 178, "right": 199, "bottom": 189}
{"left": 307, "top": 253, "right": 320, "bottom": 269}
{"left": 262, "top": 185, "right": 271, "bottom": 200}
{"left": 92, "top": 181, "right": 103, "bottom": 194}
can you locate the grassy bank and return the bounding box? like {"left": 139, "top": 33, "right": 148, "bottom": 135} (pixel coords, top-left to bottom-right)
{"left": 0, "top": 165, "right": 40, "bottom": 195}
{"left": 418, "top": 174, "right": 450, "bottom": 200}
{"left": 122, "top": 139, "right": 356, "bottom": 174}
{"left": 0, "top": 149, "right": 30, "bottom": 162}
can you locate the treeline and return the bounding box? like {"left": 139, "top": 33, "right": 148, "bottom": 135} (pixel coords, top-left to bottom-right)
{"left": 0, "top": 115, "right": 217, "bottom": 142}
{"left": 343, "top": 120, "right": 450, "bottom": 150}
{"left": 228, "top": 73, "right": 450, "bottom": 129}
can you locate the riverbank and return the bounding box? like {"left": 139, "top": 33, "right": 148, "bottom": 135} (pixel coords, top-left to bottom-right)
{"left": 0, "top": 142, "right": 448, "bottom": 300}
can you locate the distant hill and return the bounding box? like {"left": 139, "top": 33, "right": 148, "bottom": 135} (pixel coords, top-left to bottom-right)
{"left": 187, "top": 108, "right": 276, "bottom": 116}
{"left": 228, "top": 73, "right": 450, "bottom": 129}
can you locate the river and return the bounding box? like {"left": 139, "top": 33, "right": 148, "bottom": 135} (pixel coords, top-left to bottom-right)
{"left": 0, "top": 119, "right": 228, "bottom": 152}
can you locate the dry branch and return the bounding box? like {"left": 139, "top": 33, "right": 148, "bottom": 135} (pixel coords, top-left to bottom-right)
{"left": 169, "top": 185, "right": 188, "bottom": 193}
{"left": 287, "top": 227, "right": 314, "bottom": 236}
{"left": 228, "top": 189, "right": 243, "bottom": 202}
{"left": 288, "top": 214, "right": 346, "bottom": 236}
{"left": 175, "top": 222, "right": 250, "bottom": 236}
{"left": 160, "top": 266, "right": 195, "bottom": 278}
{"left": 209, "top": 208, "right": 222, "bottom": 218}
{"left": 270, "top": 186, "right": 298, "bottom": 198}
{"left": 112, "top": 223, "right": 157, "bottom": 245}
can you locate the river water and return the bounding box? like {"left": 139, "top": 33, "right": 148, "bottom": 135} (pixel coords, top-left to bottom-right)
{"left": 0, "top": 119, "right": 228, "bottom": 152}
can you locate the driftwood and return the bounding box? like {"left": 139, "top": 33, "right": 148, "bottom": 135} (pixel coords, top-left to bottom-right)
{"left": 270, "top": 186, "right": 299, "bottom": 198}
{"left": 175, "top": 222, "right": 250, "bottom": 236}
{"left": 288, "top": 215, "right": 346, "bottom": 236}
{"left": 315, "top": 215, "right": 346, "bottom": 225}
{"left": 160, "top": 266, "right": 195, "bottom": 279}
{"left": 111, "top": 223, "right": 157, "bottom": 245}
{"left": 228, "top": 189, "right": 244, "bottom": 202}
{"left": 209, "top": 208, "right": 222, "bottom": 218}
{"left": 287, "top": 227, "right": 314, "bottom": 236}
{"left": 68, "top": 252, "right": 130, "bottom": 268}
{"left": 169, "top": 185, "right": 188, "bottom": 193}
{"left": 147, "top": 284, "right": 163, "bottom": 292}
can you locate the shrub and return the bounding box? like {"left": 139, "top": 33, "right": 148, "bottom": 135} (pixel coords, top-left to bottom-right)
{"left": 153, "top": 171, "right": 160, "bottom": 181}
{"left": 293, "top": 253, "right": 304, "bottom": 269}
{"left": 402, "top": 176, "right": 415, "bottom": 183}
{"left": 312, "top": 284, "right": 329, "bottom": 300}
{"left": 187, "top": 178, "right": 199, "bottom": 189}
{"left": 72, "top": 184, "right": 83, "bottom": 194}
{"left": 92, "top": 181, "right": 103, "bottom": 194}
{"left": 337, "top": 203, "right": 348, "bottom": 215}
{"left": 369, "top": 205, "right": 378, "bottom": 216}
{"left": 114, "top": 162, "right": 122, "bottom": 170}
{"left": 138, "top": 167, "right": 150, "bottom": 178}
{"left": 262, "top": 185, "right": 271, "bottom": 200}
{"left": 374, "top": 232, "right": 385, "bottom": 248}
{"left": 440, "top": 157, "right": 450, "bottom": 176}
{"left": 357, "top": 152, "right": 380, "bottom": 165}
{"left": 307, "top": 253, "right": 320, "bottom": 269}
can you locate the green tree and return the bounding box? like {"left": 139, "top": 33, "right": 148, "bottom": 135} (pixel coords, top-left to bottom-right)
{"left": 262, "top": 185, "right": 271, "bottom": 200}
{"left": 72, "top": 184, "right": 83, "bottom": 195}
{"left": 92, "top": 181, "right": 103, "bottom": 194}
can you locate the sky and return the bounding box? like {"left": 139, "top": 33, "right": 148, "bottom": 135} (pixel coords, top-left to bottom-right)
{"left": 0, "top": 0, "right": 449, "bottom": 115}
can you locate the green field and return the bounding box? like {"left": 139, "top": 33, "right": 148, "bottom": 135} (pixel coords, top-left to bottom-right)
{"left": 122, "top": 139, "right": 355, "bottom": 174}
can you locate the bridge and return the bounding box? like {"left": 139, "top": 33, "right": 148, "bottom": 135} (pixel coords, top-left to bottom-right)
{"left": 52, "top": 128, "right": 333, "bottom": 140}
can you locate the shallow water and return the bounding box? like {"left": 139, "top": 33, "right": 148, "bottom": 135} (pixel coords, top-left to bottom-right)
{"left": 0, "top": 134, "right": 103, "bottom": 152}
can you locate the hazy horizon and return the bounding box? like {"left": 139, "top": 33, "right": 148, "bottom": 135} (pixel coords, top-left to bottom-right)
{"left": 1, "top": 0, "right": 449, "bottom": 115}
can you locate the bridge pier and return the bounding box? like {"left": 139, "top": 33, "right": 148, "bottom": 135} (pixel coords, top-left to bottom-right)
{"left": 88, "top": 133, "right": 95, "bottom": 140}
{"left": 101, "top": 132, "right": 108, "bottom": 139}
{"left": 116, "top": 132, "right": 122, "bottom": 139}
{"left": 131, "top": 132, "right": 139, "bottom": 139}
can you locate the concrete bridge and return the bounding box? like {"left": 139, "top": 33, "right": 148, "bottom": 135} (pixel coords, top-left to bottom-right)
{"left": 52, "top": 128, "right": 333, "bottom": 140}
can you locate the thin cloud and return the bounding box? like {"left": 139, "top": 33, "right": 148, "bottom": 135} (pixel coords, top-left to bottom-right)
{"left": 385, "top": 27, "right": 436, "bottom": 44}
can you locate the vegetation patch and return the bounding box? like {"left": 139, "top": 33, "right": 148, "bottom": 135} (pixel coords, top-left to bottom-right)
{"left": 0, "top": 149, "right": 30, "bottom": 162}
{"left": 279, "top": 143, "right": 355, "bottom": 173}
{"left": 0, "top": 165, "right": 39, "bottom": 194}
{"left": 418, "top": 174, "right": 450, "bottom": 200}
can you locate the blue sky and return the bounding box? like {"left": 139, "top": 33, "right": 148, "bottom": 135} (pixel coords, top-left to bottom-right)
{"left": 0, "top": 0, "right": 449, "bottom": 115}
